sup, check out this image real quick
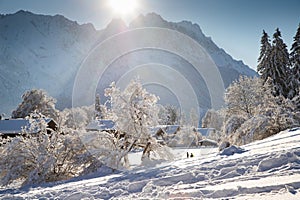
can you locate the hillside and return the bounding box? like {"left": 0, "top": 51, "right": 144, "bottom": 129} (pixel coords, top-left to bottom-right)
{"left": 1, "top": 128, "right": 299, "bottom": 199}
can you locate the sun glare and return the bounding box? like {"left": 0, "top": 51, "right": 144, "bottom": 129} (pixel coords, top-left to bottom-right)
{"left": 109, "top": 0, "right": 138, "bottom": 16}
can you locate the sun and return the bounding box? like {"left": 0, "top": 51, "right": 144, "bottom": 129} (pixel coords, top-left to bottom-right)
{"left": 108, "top": 0, "right": 138, "bottom": 16}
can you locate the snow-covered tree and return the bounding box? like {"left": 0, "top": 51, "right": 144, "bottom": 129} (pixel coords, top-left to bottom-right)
{"left": 289, "top": 24, "right": 300, "bottom": 98}
{"left": 230, "top": 96, "right": 299, "bottom": 146}
{"left": 60, "top": 106, "right": 94, "bottom": 130}
{"left": 257, "top": 29, "right": 291, "bottom": 98}
{"left": 224, "top": 76, "right": 264, "bottom": 118}
{"left": 12, "top": 89, "right": 58, "bottom": 120}
{"left": 202, "top": 109, "right": 224, "bottom": 131}
{"left": 105, "top": 80, "right": 173, "bottom": 167}
{"left": 158, "top": 104, "right": 180, "bottom": 125}
{"left": 226, "top": 78, "right": 300, "bottom": 145}
{"left": 257, "top": 30, "right": 272, "bottom": 82}
{"left": 269, "top": 28, "right": 290, "bottom": 97}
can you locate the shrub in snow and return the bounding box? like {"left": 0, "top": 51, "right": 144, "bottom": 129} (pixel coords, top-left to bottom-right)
{"left": 223, "top": 115, "right": 246, "bottom": 137}
{"left": 292, "top": 92, "right": 300, "bottom": 111}
{"left": 225, "top": 76, "right": 300, "bottom": 145}
{"left": 228, "top": 115, "right": 276, "bottom": 146}
{"left": 12, "top": 89, "right": 59, "bottom": 120}
{"left": 0, "top": 115, "right": 101, "bottom": 187}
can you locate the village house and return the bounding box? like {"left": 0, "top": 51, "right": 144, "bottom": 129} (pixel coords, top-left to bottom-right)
{"left": 86, "top": 119, "right": 116, "bottom": 133}
{"left": 0, "top": 118, "right": 57, "bottom": 138}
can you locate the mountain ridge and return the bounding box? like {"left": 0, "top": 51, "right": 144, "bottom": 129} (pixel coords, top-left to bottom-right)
{"left": 0, "top": 10, "right": 256, "bottom": 116}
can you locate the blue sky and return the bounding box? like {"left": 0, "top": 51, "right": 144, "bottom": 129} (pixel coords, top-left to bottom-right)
{"left": 0, "top": 0, "right": 299, "bottom": 70}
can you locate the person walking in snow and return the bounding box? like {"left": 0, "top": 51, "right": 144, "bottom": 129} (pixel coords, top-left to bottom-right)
{"left": 187, "top": 152, "right": 189, "bottom": 158}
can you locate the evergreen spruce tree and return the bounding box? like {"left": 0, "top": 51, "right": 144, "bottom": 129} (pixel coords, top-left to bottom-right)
{"left": 269, "top": 28, "right": 290, "bottom": 98}
{"left": 290, "top": 24, "right": 300, "bottom": 98}
{"left": 257, "top": 30, "right": 272, "bottom": 82}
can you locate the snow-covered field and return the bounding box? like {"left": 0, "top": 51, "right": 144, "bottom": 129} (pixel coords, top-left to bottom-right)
{"left": 1, "top": 128, "right": 300, "bottom": 199}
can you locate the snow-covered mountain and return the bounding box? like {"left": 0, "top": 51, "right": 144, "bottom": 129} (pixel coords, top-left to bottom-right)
{"left": 0, "top": 11, "right": 257, "bottom": 116}
{"left": 0, "top": 10, "right": 99, "bottom": 115}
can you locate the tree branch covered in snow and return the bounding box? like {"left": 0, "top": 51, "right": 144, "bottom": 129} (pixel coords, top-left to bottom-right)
{"left": 104, "top": 80, "right": 173, "bottom": 167}
{"left": 12, "top": 89, "right": 59, "bottom": 120}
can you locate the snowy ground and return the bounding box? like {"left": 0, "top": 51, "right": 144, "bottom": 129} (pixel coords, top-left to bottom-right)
{"left": 1, "top": 128, "right": 300, "bottom": 199}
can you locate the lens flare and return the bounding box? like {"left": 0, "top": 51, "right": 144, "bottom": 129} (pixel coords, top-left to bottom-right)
{"left": 109, "top": 0, "right": 138, "bottom": 15}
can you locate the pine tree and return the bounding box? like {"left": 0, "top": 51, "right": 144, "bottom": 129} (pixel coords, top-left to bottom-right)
{"left": 269, "top": 28, "right": 290, "bottom": 97}
{"left": 257, "top": 30, "right": 272, "bottom": 82}
{"left": 290, "top": 24, "right": 300, "bottom": 98}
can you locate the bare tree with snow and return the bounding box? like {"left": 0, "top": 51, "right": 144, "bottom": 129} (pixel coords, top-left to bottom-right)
{"left": 225, "top": 76, "right": 265, "bottom": 119}
{"left": 105, "top": 80, "right": 173, "bottom": 167}
{"left": 12, "top": 89, "right": 58, "bottom": 120}
{"left": 158, "top": 104, "right": 180, "bottom": 125}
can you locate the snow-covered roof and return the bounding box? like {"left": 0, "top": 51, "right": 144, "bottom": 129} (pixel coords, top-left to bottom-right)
{"left": 196, "top": 128, "right": 215, "bottom": 136}
{"left": 198, "top": 139, "right": 218, "bottom": 147}
{"left": 0, "top": 118, "right": 54, "bottom": 135}
{"left": 86, "top": 119, "right": 115, "bottom": 131}
{"left": 150, "top": 125, "right": 180, "bottom": 136}
{"left": 164, "top": 125, "right": 180, "bottom": 135}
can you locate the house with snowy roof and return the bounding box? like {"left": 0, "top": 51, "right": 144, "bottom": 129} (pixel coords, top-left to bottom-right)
{"left": 0, "top": 118, "right": 57, "bottom": 138}
{"left": 196, "top": 128, "right": 216, "bottom": 137}
{"left": 151, "top": 125, "right": 180, "bottom": 144}
{"left": 86, "top": 119, "right": 116, "bottom": 133}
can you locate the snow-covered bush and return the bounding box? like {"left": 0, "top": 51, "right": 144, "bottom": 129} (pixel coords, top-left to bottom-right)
{"left": 228, "top": 96, "right": 300, "bottom": 146}
{"left": 105, "top": 80, "right": 173, "bottom": 166}
{"left": 223, "top": 75, "right": 300, "bottom": 145}
{"left": 228, "top": 115, "right": 276, "bottom": 145}
{"left": 0, "top": 116, "right": 101, "bottom": 187}
{"left": 223, "top": 115, "right": 247, "bottom": 136}
{"left": 12, "top": 89, "right": 59, "bottom": 120}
